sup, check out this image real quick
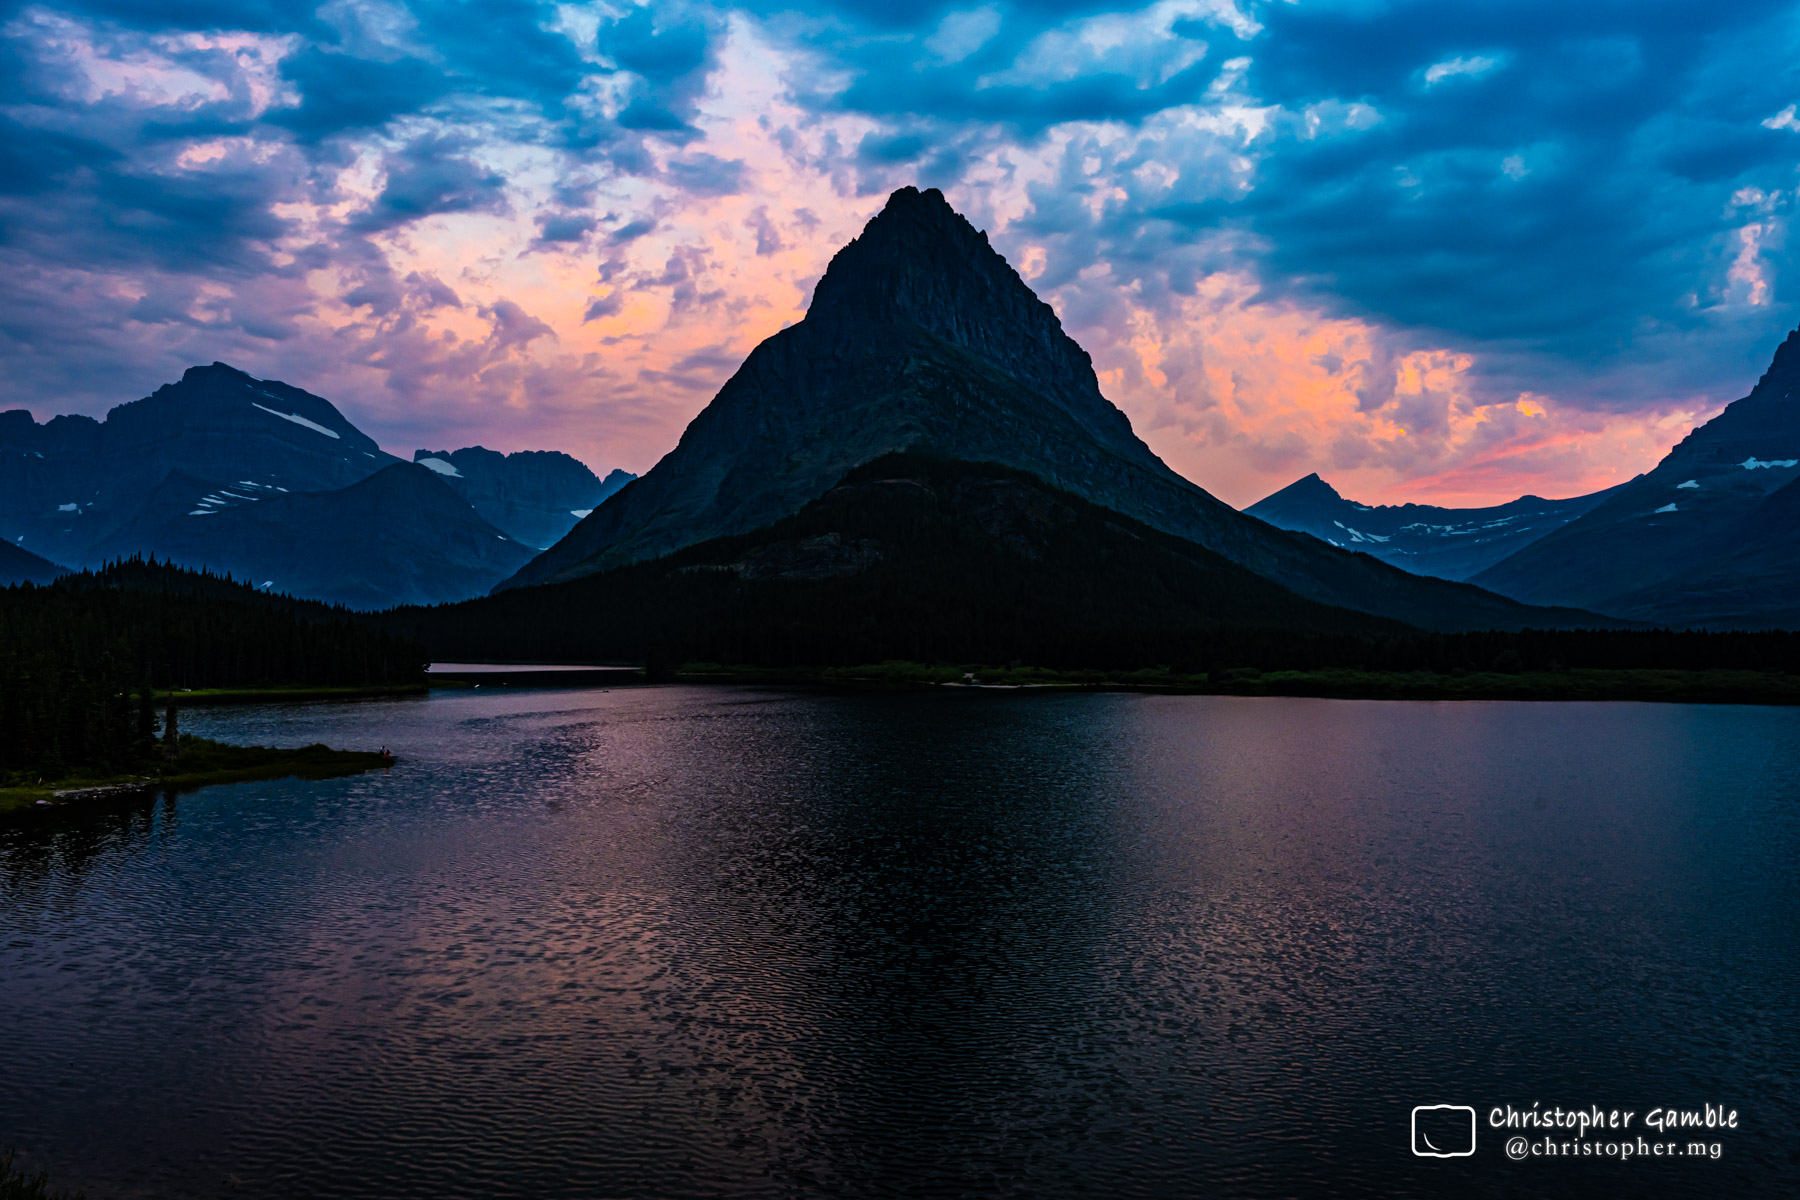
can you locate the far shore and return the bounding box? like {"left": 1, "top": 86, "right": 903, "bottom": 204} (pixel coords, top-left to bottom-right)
{"left": 127, "top": 665, "right": 1800, "bottom": 709}
{"left": 666, "top": 662, "right": 1800, "bottom": 706}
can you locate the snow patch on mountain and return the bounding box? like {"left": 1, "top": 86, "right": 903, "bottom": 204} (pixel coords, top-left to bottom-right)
{"left": 1739, "top": 457, "right": 1797, "bottom": 469}
{"left": 252, "top": 402, "right": 341, "bottom": 439}
{"left": 1332, "top": 520, "right": 1391, "bottom": 544}
{"left": 417, "top": 457, "right": 462, "bottom": 477}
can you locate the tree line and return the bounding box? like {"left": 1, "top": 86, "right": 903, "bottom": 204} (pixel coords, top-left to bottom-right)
{"left": 1, "top": 559, "right": 424, "bottom": 777}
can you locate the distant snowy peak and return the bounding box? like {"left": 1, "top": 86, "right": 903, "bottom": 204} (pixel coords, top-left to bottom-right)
{"left": 1245, "top": 473, "right": 1622, "bottom": 582}
{"left": 409, "top": 446, "right": 636, "bottom": 548}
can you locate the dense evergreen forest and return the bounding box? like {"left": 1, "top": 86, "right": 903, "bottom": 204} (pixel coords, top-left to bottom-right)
{"left": 0, "top": 560, "right": 424, "bottom": 777}
{"left": 380, "top": 456, "right": 1800, "bottom": 678}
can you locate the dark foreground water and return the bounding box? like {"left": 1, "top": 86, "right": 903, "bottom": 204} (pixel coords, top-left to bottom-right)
{"left": 2, "top": 688, "right": 1798, "bottom": 1199}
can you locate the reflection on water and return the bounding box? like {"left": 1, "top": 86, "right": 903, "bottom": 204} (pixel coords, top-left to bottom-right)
{"left": 2, "top": 688, "right": 1797, "bottom": 1198}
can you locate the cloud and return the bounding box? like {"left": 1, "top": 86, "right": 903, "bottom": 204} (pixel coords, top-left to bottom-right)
{"left": 1423, "top": 54, "right": 1503, "bottom": 86}
{"left": 349, "top": 135, "right": 509, "bottom": 232}
{"left": 0, "top": 0, "right": 1796, "bottom": 509}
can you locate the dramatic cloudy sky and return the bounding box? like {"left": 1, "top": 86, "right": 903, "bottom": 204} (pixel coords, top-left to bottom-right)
{"left": 3, "top": 0, "right": 1797, "bottom": 506}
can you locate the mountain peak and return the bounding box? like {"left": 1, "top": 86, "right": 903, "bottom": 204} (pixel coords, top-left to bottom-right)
{"left": 805, "top": 186, "right": 1096, "bottom": 404}
{"left": 1255, "top": 472, "right": 1344, "bottom": 507}
{"left": 183, "top": 361, "right": 253, "bottom": 383}
{"left": 1756, "top": 325, "right": 1800, "bottom": 395}
{"left": 1661, "top": 323, "right": 1800, "bottom": 469}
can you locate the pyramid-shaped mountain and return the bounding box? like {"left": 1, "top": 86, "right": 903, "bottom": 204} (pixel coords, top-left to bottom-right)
{"left": 505, "top": 187, "right": 1597, "bottom": 631}
{"left": 1472, "top": 326, "right": 1800, "bottom": 622}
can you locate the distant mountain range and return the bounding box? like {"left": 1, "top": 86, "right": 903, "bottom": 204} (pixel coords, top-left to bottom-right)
{"left": 411, "top": 446, "right": 634, "bottom": 549}
{"left": 1, "top": 363, "right": 398, "bottom": 568}
{"left": 1469, "top": 328, "right": 1800, "bottom": 628}
{"left": 500, "top": 187, "right": 1603, "bottom": 635}
{"left": 7, "top": 187, "right": 1795, "bottom": 635}
{"left": 1245, "top": 474, "right": 1627, "bottom": 582}
{"left": 0, "top": 362, "right": 631, "bottom": 607}
{"left": 1241, "top": 326, "right": 1800, "bottom": 628}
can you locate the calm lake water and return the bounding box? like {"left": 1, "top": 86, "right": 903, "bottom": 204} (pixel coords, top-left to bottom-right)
{"left": 3, "top": 687, "right": 1798, "bottom": 1198}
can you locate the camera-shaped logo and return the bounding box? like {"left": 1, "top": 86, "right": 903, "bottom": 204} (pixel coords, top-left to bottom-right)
{"left": 1411, "top": 1105, "right": 1477, "bottom": 1157}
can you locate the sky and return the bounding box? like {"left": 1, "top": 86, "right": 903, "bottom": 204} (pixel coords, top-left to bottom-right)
{"left": 1, "top": 1, "right": 1797, "bottom": 508}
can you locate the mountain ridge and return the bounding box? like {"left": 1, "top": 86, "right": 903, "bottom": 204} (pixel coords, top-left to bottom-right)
{"left": 1472, "top": 323, "right": 1800, "bottom": 621}
{"left": 1246, "top": 472, "right": 1627, "bottom": 581}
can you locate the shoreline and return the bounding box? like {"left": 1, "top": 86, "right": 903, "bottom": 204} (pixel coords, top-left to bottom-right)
{"left": 156, "top": 682, "right": 429, "bottom": 706}
{"left": 2, "top": 739, "right": 397, "bottom": 813}
{"left": 666, "top": 663, "right": 1800, "bottom": 705}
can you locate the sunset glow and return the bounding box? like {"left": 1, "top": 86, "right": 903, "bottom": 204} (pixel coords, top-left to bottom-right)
{"left": 2, "top": 1, "right": 1795, "bottom": 507}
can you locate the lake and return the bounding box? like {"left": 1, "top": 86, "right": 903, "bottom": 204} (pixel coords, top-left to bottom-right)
{"left": 2, "top": 687, "right": 1797, "bottom": 1198}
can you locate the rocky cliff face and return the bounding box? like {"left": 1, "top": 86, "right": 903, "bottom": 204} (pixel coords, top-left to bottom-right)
{"left": 411, "top": 446, "right": 634, "bottom": 547}
{"left": 504, "top": 187, "right": 1603, "bottom": 632}
{"left": 1473, "top": 325, "right": 1800, "bottom": 617}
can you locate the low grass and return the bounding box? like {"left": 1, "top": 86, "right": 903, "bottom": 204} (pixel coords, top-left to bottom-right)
{"left": 1, "top": 735, "right": 395, "bottom": 813}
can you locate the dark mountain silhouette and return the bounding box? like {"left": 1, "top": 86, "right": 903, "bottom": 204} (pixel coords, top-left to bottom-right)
{"left": 501, "top": 187, "right": 1603, "bottom": 633}
{"left": 0, "top": 538, "right": 64, "bottom": 586}
{"left": 1246, "top": 473, "right": 1624, "bottom": 581}
{"left": 1, "top": 363, "right": 635, "bottom": 608}
{"left": 385, "top": 454, "right": 1415, "bottom": 665}
{"left": 87, "top": 462, "right": 534, "bottom": 609}
{"left": 0, "top": 362, "right": 401, "bottom": 565}
{"left": 411, "top": 446, "right": 634, "bottom": 547}
{"left": 1596, "top": 471, "right": 1800, "bottom": 628}
{"left": 1473, "top": 326, "right": 1800, "bottom": 623}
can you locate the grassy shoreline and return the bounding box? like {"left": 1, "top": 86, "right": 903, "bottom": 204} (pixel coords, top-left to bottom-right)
{"left": 669, "top": 661, "right": 1800, "bottom": 705}
{"left": 1, "top": 736, "right": 395, "bottom": 813}
{"left": 154, "top": 682, "right": 429, "bottom": 705}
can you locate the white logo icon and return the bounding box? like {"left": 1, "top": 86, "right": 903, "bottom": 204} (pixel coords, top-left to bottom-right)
{"left": 1412, "top": 1105, "right": 1477, "bottom": 1157}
